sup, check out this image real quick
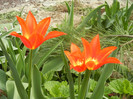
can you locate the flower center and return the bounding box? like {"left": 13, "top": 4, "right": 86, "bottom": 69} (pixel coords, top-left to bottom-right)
{"left": 85, "top": 58, "right": 99, "bottom": 70}
{"left": 73, "top": 59, "right": 84, "bottom": 67}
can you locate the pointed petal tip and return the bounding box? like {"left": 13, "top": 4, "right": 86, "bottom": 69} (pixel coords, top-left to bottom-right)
{"left": 96, "top": 34, "right": 99, "bottom": 37}
{"left": 29, "top": 10, "right": 32, "bottom": 13}
{"left": 45, "top": 17, "right": 51, "bottom": 21}
{"left": 16, "top": 16, "right": 19, "bottom": 19}
{"left": 10, "top": 31, "right": 19, "bottom": 36}
{"left": 28, "top": 11, "right": 33, "bottom": 16}
{"left": 81, "top": 37, "right": 86, "bottom": 41}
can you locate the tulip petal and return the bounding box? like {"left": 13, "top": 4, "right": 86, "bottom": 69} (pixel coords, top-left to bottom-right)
{"left": 28, "top": 33, "right": 44, "bottom": 49}
{"left": 26, "top": 11, "right": 37, "bottom": 34}
{"left": 96, "top": 46, "right": 117, "bottom": 62}
{"left": 93, "top": 57, "right": 121, "bottom": 70}
{"left": 43, "top": 31, "right": 66, "bottom": 41}
{"left": 72, "top": 65, "right": 86, "bottom": 72}
{"left": 16, "top": 16, "right": 30, "bottom": 39}
{"left": 103, "top": 57, "right": 122, "bottom": 64}
{"left": 71, "top": 43, "right": 81, "bottom": 53}
{"left": 10, "top": 32, "right": 32, "bottom": 49}
{"left": 81, "top": 38, "right": 92, "bottom": 60}
{"left": 33, "top": 17, "right": 51, "bottom": 36}
{"left": 64, "top": 51, "right": 76, "bottom": 65}
{"left": 90, "top": 34, "right": 101, "bottom": 57}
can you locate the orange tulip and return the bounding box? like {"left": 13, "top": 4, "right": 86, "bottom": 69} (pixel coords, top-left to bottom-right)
{"left": 64, "top": 43, "right": 87, "bottom": 72}
{"left": 64, "top": 34, "right": 121, "bottom": 72}
{"left": 10, "top": 11, "right": 66, "bottom": 49}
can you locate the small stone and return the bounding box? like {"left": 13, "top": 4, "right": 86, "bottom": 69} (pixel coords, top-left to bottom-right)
{"left": 3, "top": 2, "right": 9, "bottom": 6}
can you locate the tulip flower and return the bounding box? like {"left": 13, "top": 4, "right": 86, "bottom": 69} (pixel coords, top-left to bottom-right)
{"left": 64, "top": 43, "right": 87, "bottom": 72}
{"left": 10, "top": 11, "right": 66, "bottom": 49}
{"left": 64, "top": 34, "right": 121, "bottom": 72}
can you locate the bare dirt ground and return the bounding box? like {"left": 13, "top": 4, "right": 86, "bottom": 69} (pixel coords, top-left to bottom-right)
{"left": 0, "top": 0, "right": 131, "bottom": 27}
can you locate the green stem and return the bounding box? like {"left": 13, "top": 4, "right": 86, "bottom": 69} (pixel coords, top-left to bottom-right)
{"left": 61, "top": 44, "right": 75, "bottom": 99}
{"left": 78, "top": 73, "right": 81, "bottom": 93}
{"left": 28, "top": 50, "right": 33, "bottom": 99}
{"left": 78, "top": 70, "right": 91, "bottom": 99}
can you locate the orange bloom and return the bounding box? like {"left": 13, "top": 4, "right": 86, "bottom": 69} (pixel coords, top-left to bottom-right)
{"left": 64, "top": 43, "right": 87, "bottom": 72}
{"left": 10, "top": 11, "right": 66, "bottom": 49}
{"left": 64, "top": 34, "right": 121, "bottom": 72}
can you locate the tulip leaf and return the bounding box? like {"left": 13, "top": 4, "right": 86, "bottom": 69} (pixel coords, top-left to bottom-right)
{"left": 0, "top": 69, "right": 6, "bottom": 92}
{"left": 32, "top": 65, "right": 46, "bottom": 99}
{"left": 42, "top": 57, "right": 64, "bottom": 74}
{"left": 15, "top": 40, "right": 26, "bottom": 78}
{"left": 0, "top": 38, "right": 28, "bottom": 99}
{"left": 6, "top": 81, "right": 28, "bottom": 99}
{"left": 76, "top": 4, "right": 105, "bottom": 31}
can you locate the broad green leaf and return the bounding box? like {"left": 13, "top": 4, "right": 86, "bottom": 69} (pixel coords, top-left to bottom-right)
{"left": 42, "top": 57, "right": 64, "bottom": 74}
{"left": 32, "top": 65, "right": 45, "bottom": 99}
{"left": 0, "top": 69, "right": 6, "bottom": 91}
{"left": 6, "top": 81, "right": 28, "bottom": 99}
{"left": 44, "top": 81, "right": 69, "bottom": 97}
{"left": 108, "top": 78, "right": 133, "bottom": 95}
{"left": 89, "top": 79, "right": 97, "bottom": 92}
{"left": 104, "top": 86, "right": 112, "bottom": 96}
{"left": 109, "top": 79, "right": 124, "bottom": 94}
{"left": 123, "top": 79, "right": 131, "bottom": 94}
{"left": 6, "top": 81, "right": 15, "bottom": 99}
{"left": 43, "top": 71, "right": 54, "bottom": 81}
{"left": 0, "top": 38, "right": 28, "bottom": 99}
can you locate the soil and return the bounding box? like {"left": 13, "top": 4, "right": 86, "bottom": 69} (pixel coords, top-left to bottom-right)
{"left": 0, "top": 0, "right": 131, "bottom": 27}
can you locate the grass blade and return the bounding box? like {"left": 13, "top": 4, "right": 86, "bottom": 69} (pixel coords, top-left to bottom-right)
{"left": 65, "top": 1, "right": 70, "bottom": 14}
{"left": 34, "top": 39, "right": 63, "bottom": 68}
{"left": 76, "top": 4, "right": 105, "bottom": 31}
{"left": 68, "top": 0, "right": 74, "bottom": 29}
